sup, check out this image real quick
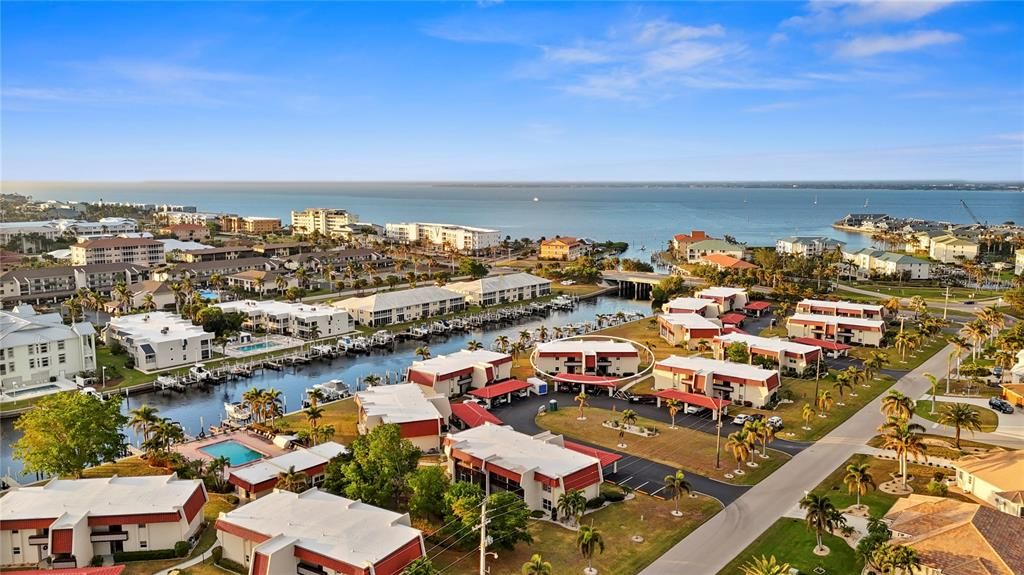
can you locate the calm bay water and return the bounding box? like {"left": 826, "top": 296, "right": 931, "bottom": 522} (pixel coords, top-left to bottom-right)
{"left": 1, "top": 296, "right": 650, "bottom": 482}
{"left": 8, "top": 182, "right": 1023, "bottom": 255}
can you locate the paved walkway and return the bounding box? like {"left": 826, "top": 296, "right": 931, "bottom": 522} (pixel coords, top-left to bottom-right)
{"left": 638, "top": 342, "right": 955, "bottom": 575}
{"left": 154, "top": 544, "right": 221, "bottom": 575}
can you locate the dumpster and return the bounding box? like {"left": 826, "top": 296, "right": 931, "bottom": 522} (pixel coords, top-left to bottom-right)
{"left": 548, "top": 399, "right": 558, "bottom": 412}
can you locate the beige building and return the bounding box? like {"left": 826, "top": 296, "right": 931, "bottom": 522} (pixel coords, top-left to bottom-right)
{"left": 786, "top": 313, "right": 885, "bottom": 347}
{"left": 127, "top": 280, "right": 177, "bottom": 311}
{"left": 653, "top": 355, "right": 780, "bottom": 408}
{"left": 930, "top": 234, "right": 980, "bottom": 263}
{"left": 290, "top": 208, "right": 361, "bottom": 236}
{"left": 356, "top": 384, "right": 451, "bottom": 452}
{"left": 662, "top": 297, "right": 719, "bottom": 317}
{"left": 160, "top": 224, "right": 210, "bottom": 241}
{"left": 539, "top": 237, "right": 586, "bottom": 261}
{"left": 224, "top": 270, "right": 298, "bottom": 295}
{"left": 335, "top": 286, "right": 466, "bottom": 327}
{"left": 446, "top": 272, "right": 550, "bottom": 306}
{"left": 216, "top": 300, "right": 353, "bottom": 340}
{"left": 686, "top": 239, "right": 746, "bottom": 263}
{"left": 955, "top": 450, "right": 1024, "bottom": 517}
{"left": 796, "top": 298, "right": 884, "bottom": 318}
{"left": 385, "top": 222, "right": 500, "bottom": 252}
{"left": 0, "top": 306, "right": 97, "bottom": 400}
{"left": 695, "top": 286, "right": 749, "bottom": 313}
{"left": 712, "top": 332, "right": 822, "bottom": 374}
{"left": 71, "top": 237, "right": 165, "bottom": 266}
{"left": 220, "top": 215, "right": 282, "bottom": 235}
{"left": 0, "top": 263, "right": 150, "bottom": 304}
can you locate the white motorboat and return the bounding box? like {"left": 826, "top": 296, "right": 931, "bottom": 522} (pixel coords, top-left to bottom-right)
{"left": 189, "top": 363, "right": 211, "bottom": 381}
{"left": 224, "top": 401, "right": 252, "bottom": 422}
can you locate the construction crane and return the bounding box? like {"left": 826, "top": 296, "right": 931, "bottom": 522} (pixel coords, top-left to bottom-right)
{"left": 960, "top": 199, "right": 983, "bottom": 225}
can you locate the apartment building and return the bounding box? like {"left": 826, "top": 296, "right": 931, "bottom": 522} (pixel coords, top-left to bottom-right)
{"left": 179, "top": 246, "right": 257, "bottom": 263}
{"left": 151, "top": 257, "right": 273, "bottom": 284}
{"left": 662, "top": 297, "right": 719, "bottom": 317}
{"left": 775, "top": 236, "right": 845, "bottom": 257}
{"left": 843, "top": 248, "right": 931, "bottom": 280}
{"left": 216, "top": 489, "right": 425, "bottom": 575}
{"left": 0, "top": 475, "right": 207, "bottom": 569}
{"left": 356, "top": 384, "right": 452, "bottom": 452}
{"left": 0, "top": 263, "right": 150, "bottom": 303}
{"left": 227, "top": 442, "right": 347, "bottom": 501}
{"left": 686, "top": 239, "right": 746, "bottom": 264}
{"left": 280, "top": 249, "right": 389, "bottom": 273}
{"left": 671, "top": 230, "right": 710, "bottom": 254}
{"left": 220, "top": 215, "right": 282, "bottom": 235}
{"left": 446, "top": 272, "right": 551, "bottom": 306}
{"left": 534, "top": 339, "right": 640, "bottom": 377}
{"left": 406, "top": 349, "right": 513, "bottom": 398}
{"left": 105, "top": 312, "right": 214, "bottom": 371}
{"left": 539, "top": 237, "right": 587, "bottom": 261}
{"left": 71, "top": 237, "right": 164, "bottom": 267}
{"left": 159, "top": 224, "right": 210, "bottom": 241}
{"left": 657, "top": 313, "right": 723, "bottom": 349}
{"left": 157, "top": 211, "right": 221, "bottom": 226}
{"left": 712, "top": 332, "right": 821, "bottom": 373}
{"left": 334, "top": 286, "right": 466, "bottom": 327}
{"left": 385, "top": 222, "right": 500, "bottom": 252}
{"left": 796, "top": 299, "right": 884, "bottom": 319}
{"left": 216, "top": 300, "right": 353, "bottom": 339}
{"left": 253, "top": 242, "right": 313, "bottom": 258}
{"left": 695, "top": 286, "right": 749, "bottom": 313}
{"left": 126, "top": 280, "right": 177, "bottom": 311}
{"left": 224, "top": 270, "right": 298, "bottom": 295}
{"left": 290, "top": 208, "right": 361, "bottom": 236}
{"left": 786, "top": 313, "right": 885, "bottom": 347}
{"left": 444, "top": 424, "right": 608, "bottom": 518}
{"left": 0, "top": 221, "right": 62, "bottom": 243}
{"left": 0, "top": 306, "right": 97, "bottom": 397}
{"left": 653, "top": 355, "right": 780, "bottom": 408}
{"left": 930, "top": 234, "right": 981, "bottom": 263}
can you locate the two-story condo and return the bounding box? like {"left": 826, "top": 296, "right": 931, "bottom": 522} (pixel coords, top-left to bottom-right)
{"left": 444, "top": 424, "right": 611, "bottom": 519}
{"left": 0, "top": 475, "right": 207, "bottom": 569}
{"left": 334, "top": 286, "right": 466, "bottom": 327}
{"left": 215, "top": 489, "right": 425, "bottom": 575}
{"left": 105, "top": 312, "right": 214, "bottom": 372}
{"left": 786, "top": 313, "right": 885, "bottom": 347}
{"left": 712, "top": 332, "right": 821, "bottom": 374}
{"left": 0, "top": 263, "right": 151, "bottom": 304}
{"left": 228, "top": 442, "right": 347, "bottom": 501}
{"left": 406, "top": 349, "right": 512, "bottom": 397}
{"left": 653, "top": 355, "right": 780, "bottom": 408}
{"left": 216, "top": 300, "right": 352, "bottom": 340}
{"left": 356, "top": 384, "right": 451, "bottom": 452}
{"left": 662, "top": 297, "right": 719, "bottom": 318}
{"left": 657, "top": 313, "right": 723, "bottom": 350}
{"left": 385, "top": 222, "right": 500, "bottom": 253}
{"left": 695, "top": 286, "right": 748, "bottom": 314}
{"left": 534, "top": 339, "right": 640, "bottom": 376}
{"left": 796, "top": 299, "right": 884, "bottom": 319}
{"left": 446, "top": 272, "right": 550, "bottom": 306}
{"left": 775, "top": 236, "right": 845, "bottom": 257}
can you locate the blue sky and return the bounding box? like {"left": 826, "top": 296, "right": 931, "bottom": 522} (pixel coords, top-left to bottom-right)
{"left": 3, "top": 1, "right": 1022, "bottom": 181}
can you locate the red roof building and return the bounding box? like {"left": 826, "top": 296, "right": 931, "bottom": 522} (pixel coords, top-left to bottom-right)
{"left": 743, "top": 300, "right": 772, "bottom": 317}
{"left": 701, "top": 253, "right": 758, "bottom": 270}
{"left": 450, "top": 402, "right": 503, "bottom": 428}
{"left": 719, "top": 312, "right": 747, "bottom": 326}
{"left": 406, "top": 349, "right": 513, "bottom": 398}
{"left": 654, "top": 355, "right": 780, "bottom": 409}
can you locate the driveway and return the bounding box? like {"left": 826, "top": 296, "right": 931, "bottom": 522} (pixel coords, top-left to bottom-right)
{"left": 490, "top": 394, "right": 750, "bottom": 506}
{"left": 911, "top": 394, "right": 1024, "bottom": 449}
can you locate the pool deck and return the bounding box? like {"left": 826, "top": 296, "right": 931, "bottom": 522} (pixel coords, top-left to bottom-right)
{"left": 223, "top": 334, "right": 304, "bottom": 358}
{"left": 172, "top": 430, "right": 289, "bottom": 467}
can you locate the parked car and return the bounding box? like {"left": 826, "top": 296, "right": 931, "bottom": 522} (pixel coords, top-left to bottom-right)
{"left": 992, "top": 366, "right": 1004, "bottom": 378}
{"left": 624, "top": 392, "right": 658, "bottom": 405}
{"left": 732, "top": 413, "right": 751, "bottom": 426}
{"left": 989, "top": 397, "right": 1014, "bottom": 414}
{"left": 462, "top": 398, "right": 489, "bottom": 410}
{"left": 560, "top": 280, "right": 576, "bottom": 286}
{"left": 767, "top": 416, "right": 784, "bottom": 430}
{"left": 962, "top": 300, "right": 975, "bottom": 305}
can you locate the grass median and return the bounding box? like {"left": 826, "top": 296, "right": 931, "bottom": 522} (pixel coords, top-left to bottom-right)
{"left": 914, "top": 400, "right": 999, "bottom": 432}
{"left": 717, "top": 518, "right": 862, "bottom": 575}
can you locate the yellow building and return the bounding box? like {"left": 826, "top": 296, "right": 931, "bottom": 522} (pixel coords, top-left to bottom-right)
{"left": 539, "top": 236, "right": 585, "bottom": 261}
{"left": 220, "top": 215, "right": 282, "bottom": 235}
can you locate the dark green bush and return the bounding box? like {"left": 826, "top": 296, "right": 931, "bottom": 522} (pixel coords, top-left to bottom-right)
{"left": 174, "top": 540, "right": 191, "bottom": 557}
{"left": 90, "top": 555, "right": 104, "bottom": 566}
{"left": 585, "top": 495, "right": 606, "bottom": 509}
{"left": 112, "top": 549, "right": 178, "bottom": 562}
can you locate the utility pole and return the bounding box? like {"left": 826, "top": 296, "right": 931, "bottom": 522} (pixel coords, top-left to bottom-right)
{"left": 943, "top": 285, "right": 950, "bottom": 320}
{"left": 478, "top": 498, "right": 488, "bottom": 575}
{"left": 714, "top": 397, "right": 723, "bottom": 470}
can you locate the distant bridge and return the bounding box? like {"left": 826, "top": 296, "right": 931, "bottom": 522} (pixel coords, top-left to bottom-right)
{"left": 600, "top": 270, "right": 676, "bottom": 299}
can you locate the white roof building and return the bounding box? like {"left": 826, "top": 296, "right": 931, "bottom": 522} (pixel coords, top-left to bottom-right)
{"left": 535, "top": 339, "right": 637, "bottom": 355}
{"left": 228, "top": 442, "right": 346, "bottom": 499}
{"left": 0, "top": 306, "right": 97, "bottom": 397}
{"left": 658, "top": 313, "right": 722, "bottom": 330}
{"left": 656, "top": 355, "right": 779, "bottom": 381}
{"left": 105, "top": 311, "right": 213, "bottom": 371}
{"left": 663, "top": 297, "right": 719, "bottom": 316}
{"left": 446, "top": 272, "right": 551, "bottom": 305}
{"left": 445, "top": 424, "right": 601, "bottom": 483}
{"left": 215, "top": 489, "right": 425, "bottom": 575}
{"left": 788, "top": 312, "right": 885, "bottom": 329}
{"left": 714, "top": 332, "right": 820, "bottom": 356}
{"left": 406, "top": 349, "right": 513, "bottom": 397}
{"left": 216, "top": 299, "right": 352, "bottom": 339}
{"left": 334, "top": 286, "right": 466, "bottom": 327}
{"left": 385, "top": 222, "right": 500, "bottom": 252}
{"left": 796, "top": 298, "right": 884, "bottom": 317}
{"left": 696, "top": 286, "right": 747, "bottom": 299}
{"left": 356, "top": 383, "right": 451, "bottom": 425}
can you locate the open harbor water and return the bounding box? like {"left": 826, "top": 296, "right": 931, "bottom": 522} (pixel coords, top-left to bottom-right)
{"left": 0, "top": 296, "right": 650, "bottom": 482}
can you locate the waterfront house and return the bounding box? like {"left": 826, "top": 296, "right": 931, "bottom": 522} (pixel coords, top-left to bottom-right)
{"left": 406, "top": 349, "right": 512, "bottom": 398}
{"left": 105, "top": 312, "right": 214, "bottom": 371}
{"left": 685, "top": 239, "right": 747, "bottom": 264}
{"left": 385, "top": 222, "right": 500, "bottom": 253}
{"left": 355, "top": 384, "right": 451, "bottom": 452}
{"left": 216, "top": 300, "right": 353, "bottom": 339}
{"left": 534, "top": 339, "right": 640, "bottom": 377}
{"left": 215, "top": 489, "right": 425, "bottom": 575}
{"left": 443, "top": 424, "right": 612, "bottom": 518}
{"left": 662, "top": 296, "right": 719, "bottom": 317}
{"left": 653, "top": 355, "right": 780, "bottom": 409}
{"left": 0, "top": 263, "right": 150, "bottom": 304}
{"left": 228, "top": 442, "right": 347, "bottom": 501}
{"left": 954, "top": 450, "right": 1024, "bottom": 517}
{"left": 0, "top": 306, "right": 96, "bottom": 399}
{"left": 786, "top": 313, "right": 885, "bottom": 347}
{"left": 671, "top": 230, "right": 710, "bottom": 255}
{"left": 657, "top": 313, "right": 723, "bottom": 350}
{"left": 700, "top": 253, "right": 758, "bottom": 271}
{"left": 842, "top": 247, "right": 931, "bottom": 280}
{"left": 796, "top": 299, "right": 884, "bottom": 319}
{"left": 71, "top": 237, "right": 164, "bottom": 267}
{"left": 930, "top": 234, "right": 981, "bottom": 264}
{"left": 224, "top": 270, "right": 298, "bottom": 295}
{"left": 695, "top": 286, "right": 749, "bottom": 313}
{"left": 712, "top": 332, "right": 821, "bottom": 374}
{"left": 539, "top": 237, "right": 587, "bottom": 261}
{"left": 446, "top": 272, "right": 550, "bottom": 306}
{"left": 775, "top": 236, "right": 845, "bottom": 257}
{"left": 334, "top": 286, "right": 466, "bottom": 327}
{"left": 0, "top": 475, "right": 207, "bottom": 569}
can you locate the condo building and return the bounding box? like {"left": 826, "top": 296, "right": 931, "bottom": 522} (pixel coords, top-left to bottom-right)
{"left": 695, "top": 286, "right": 749, "bottom": 314}
{"left": 653, "top": 355, "right": 780, "bottom": 408}
{"left": 227, "top": 442, "right": 347, "bottom": 501}
{"left": 151, "top": 258, "right": 274, "bottom": 284}
{"left": 446, "top": 272, "right": 550, "bottom": 306}
{"left": 385, "top": 222, "right": 500, "bottom": 252}
{"left": 406, "top": 349, "right": 513, "bottom": 398}
{"left": 105, "top": 312, "right": 214, "bottom": 371}
{"left": 290, "top": 208, "right": 361, "bottom": 237}
{"left": 786, "top": 313, "right": 885, "bottom": 347}
{"left": 356, "top": 384, "right": 451, "bottom": 452}
{"left": 159, "top": 224, "right": 210, "bottom": 242}
{"left": 712, "top": 332, "right": 821, "bottom": 373}
{"left": 657, "top": 313, "right": 723, "bottom": 350}
{"left": 534, "top": 339, "right": 640, "bottom": 376}
{"left": 334, "top": 286, "right": 466, "bottom": 327}
{"left": 0, "top": 475, "right": 207, "bottom": 569}
{"left": 662, "top": 297, "right": 719, "bottom": 317}
{"left": 842, "top": 248, "right": 931, "bottom": 280}
{"left": 775, "top": 236, "right": 845, "bottom": 257}
{"left": 220, "top": 215, "right": 282, "bottom": 235}
{"left": 215, "top": 489, "right": 425, "bottom": 575}
{"left": 929, "top": 234, "right": 980, "bottom": 263}
{"left": 71, "top": 237, "right": 165, "bottom": 267}
{"left": 216, "top": 300, "right": 352, "bottom": 339}
{"left": 795, "top": 299, "right": 884, "bottom": 319}
{"left": 685, "top": 239, "right": 746, "bottom": 264}
{"left": 0, "top": 306, "right": 97, "bottom": 397}
{"left": 0, "top": 263, "right": 150, "bottom": 304}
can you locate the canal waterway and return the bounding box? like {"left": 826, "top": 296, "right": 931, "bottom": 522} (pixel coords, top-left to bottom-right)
{"left": 0, "top": 295, "right": 652, "bottom": 483}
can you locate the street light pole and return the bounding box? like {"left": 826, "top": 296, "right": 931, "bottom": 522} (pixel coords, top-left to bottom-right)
{"left": 101, "top": 366, "right": 107, "bottom": 389}
{"left": 714, "top": 398, "right": 723, "bottom": 470}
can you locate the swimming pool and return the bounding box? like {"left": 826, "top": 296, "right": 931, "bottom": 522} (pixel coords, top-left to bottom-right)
{"left": 2, "top": 384, "right": 60, "bottom": 398}
{"left": 235, "top": 341, "right": 279, "bottom": 353}
{"left": 199, "top": 440, "right": 264, "bottom": 466}
{"left": 197, "top": 289, "right": 220, "bottom": 301}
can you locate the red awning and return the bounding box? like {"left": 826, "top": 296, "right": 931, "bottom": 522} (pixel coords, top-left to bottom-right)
{"left": 719, "top": 312, "right": 747, "bottom": 325}
{"left": 551, "top": 373, "right": 620, "bottom": 388}
{"left": 563, "top": 441, "right": 623, "bottom": 467}
{"left": 15, "top": 568, "right": 125, "bottom": 575}
{"left": 791, "top": 337, "right": 852, "bottom": 351}
{"left": 722, "top": 326, "right": 747, "bottom": 335}
{"left": 744, "top": 301, "right": 772, "bottom": 311}
{"left": 654, "top": 390, "right": 731, "bottom": 410}
{"left": 468, "top": 379, "right": 531, "bottom": 399}
{"left": 450, "top": 402, "right": 503, "bottom": 427}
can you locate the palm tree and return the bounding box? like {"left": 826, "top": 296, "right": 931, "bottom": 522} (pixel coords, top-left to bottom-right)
{"left": 113, "top": 282, "right": 132, "bottom": 315}
{"left": 977, "top": 305, "right": 1004, "bottom": 341}
{"left": 799, "top": 493, "right": 838, "bottom": 553}
{"left": 521, "top": 554, "right": 552, "bottom": 575}
{"left": 494, "top": 335, "right": 511, "bottom": 353}
{"left": 575, "top": 391, "right": 588, "bottom": 421}
{"left": 739, "top": 555, "right": 791, "bottom": 575}
{"left": 664, "top": 470, "right": 692, "bottom": 516}
{"left": 665, "top": 399, "right": 682, "bottom": 429}
{"left": 843, "top": 463, "right": 876, "bottom": 509}
{"left": 882, "top": 297, "right": 900, "bottom": 317}
{"left": 817, "top": 390, "right": 834, "bottom": 416}
{"left": 363, "top": 373, "right": 381, "bottom": 388}
{"left": 961, "top": 320, "right": 989, "bottom": 360}
{"left": 618, "top": 409, "right": 638, "bottom": 447}
{"left": 305, "top": 405, "right": 324, "bottom": 431}
{"left": 744, "top": 419, "right": 768, "bottom": 457}
{"left": 894, "top": 330, "right": 914, "bottom": 361}
{"left": 262, "top": 388, "right": 284, "bottom": 426}
{"left": 208, "top": 455, "right": 231, "bottom": 491}
{"left": 141, "top": 293, "right": 156, "bottom": 312}
{"left": 518, "top": 329, "right": 532, "bottom": 347}
{"left": 557, "top": 488, "right": 587, "bottom": 525}
{"left": 801, "top": 403, "right": 815, "bottom": 430}
{"left": 863, "top": 351, "right": 886, "bottom": 383}
{"left": 937, "top": 403, "right": 984, "bottom": 448}
{"left": 833, "top": 372, "right": 853, "bottom": 404}
{"left": 466, "top": 339, "right": 483, "bottom": 351}
{"left": 128, "top": 404, "right": 161, "bottom": 444}
{"left": 537, "top": 325, "right": 549, "bottom": 342}
{"left": 414, "top": 345, "right": 432, "bottom": 360}
{"left": 948, "top": 335, "right": 970, "bottom": 384}
{"left": 726, "top": 431, "right": 752, "bottom": 473}
{"left": 880, "top": 420, "right": 927, "bottom": 487}
{"left": 845, "top": 366, "right": 865, "bottom": 395}
{"left": 576, "top": 524, "right": 604, "bottom": 574}
{"left": 276, "top": 465, "right": 309, "bottom": 492}
{"left": 881, "top": 390, "right": 914, "bottom": 421}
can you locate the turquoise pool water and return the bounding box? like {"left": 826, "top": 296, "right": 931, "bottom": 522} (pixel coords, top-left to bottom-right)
{"left": 199, "top": 440, "right": 264, "bottom": 466}
{"left": 3, "top": 384, "right": 59, "bottom": 398}
{"left": 236, "top": 341, "right": 279, "bottom": 353}
{"left": 197, "top": 289, "right": 220, "bottom": 301}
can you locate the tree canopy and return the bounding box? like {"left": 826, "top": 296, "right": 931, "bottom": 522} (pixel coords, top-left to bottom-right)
{"left": 322, "top": 424, "right": 420, "bottom": 509}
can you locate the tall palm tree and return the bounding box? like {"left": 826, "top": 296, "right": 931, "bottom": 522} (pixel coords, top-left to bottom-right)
{"left": 937, "top": 403, "right": 984, "bottom": 448}
{"left": 574, "top": 391, "right": 589, "bottom": 420}
{"left": 726, "top": 431, "right": 752, "bottom": 473}
{"left": 744, "top": 419, "right": 768, "bottom": 456}
{"left": 799, "top": 493, "right": 838, "bottom": 553}
{"left": 880, "top": 420, "right": 927, "bottom": 487}
{"left": 208, "top": 455, "right": 232, "bottom": 491}
{"left": 664, "top": 470, "right": 692, "bottom": 516}
{"left": 977, "top": 305, "right": 1004, "bottom": 341}
{"left": 141, "top": 293, "right": 156, "bottom": 312}
{"left": 557, "top": 488, "right": 586, "bottom": 525}
{"left": 494, "top": 335, "right": 511, "bottom": 353}
{"left": 893, "top": 330, "right": 914, "bottom": 361}
{"left": 576, "top": 524, "right": 604, "bottom": 574}
{"left": 276, "top": 465, "right": 309, "bottom": 492}
{"left": 833, "top": 372, "right": 853, "bottom": 403}
{"left": 863, "top": 351, "right": 886, "bottom": 382}
{"left": 305, "top": 405, "right": 324, "bottom": 430}
{"left": 924, "top": 373, "right": 940, "bottom": 414}
{"left": 518, "top": 329, "right": 532, "bottom": 347}
{"left": 739, "top": 555, "right": 791, "bottom": 575}
{"left": 414, "top": 346, "right": 432, "bottom": 360}
{"left": 881, "top": 390, "right": 914, "bottom": 421}
{"left": 801, "top": 403, "right": 816, "bottom": 430}
{"left": 817, "top": 390, "right": 834, "bottom": 415}
{"left": 466, "top": 340, "right": 483, "bottom": 351}
{"left": 948, "top": 335, "right": 970, "bottom": 384}
{"left": 274, "top": 274, "right": 288, "bottom": 294}
{"left": 521, "top": 554, "right": 552, "bottom": 575}
{"left": 128, "top": 404, "right": 160, "bottom": 444}
{"left": 961, "top": 320, "right": 989, "bottom": 360}
{"left": 665, "top": 398, "right": 682, "bottom": 429}
{"left": 618, "top": 409, "right": 638, "bottom": 447}
{"left": 843, "top": 463, "right": 876, "bottom": 508}
{"left": 113, "top": 282, "right": 132, "bottom": 316}
{"left": 537, "top": 325, "right": 549, "bottom": 342}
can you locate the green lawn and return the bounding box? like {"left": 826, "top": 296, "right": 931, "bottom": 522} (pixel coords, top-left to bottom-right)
{"left": 552, "top": 283, "right": 612, "bottom": 297}
{"left": 278, "top": 397, "right": 360, "bottom": 444}
{"left": 848, "top": 331, "right": 948, "bottom": 371}
{"left": 538, "top": 406, "right": 790, "bottom": 485}
{"left": 82, "top": 455, "right": 173, "bottom": 478}
{"left": 843, "top": 281, "right": 1002, "bottom": 302}
{"left": 594, "top": 317, "right": 692, "bottom": 363}
{"left": 717, "top": 518, "right": 862, "bottom": 575}
{"left": 436, "top": 492, "right": 721, "bottom": 575}
{"left": 914, "top": 400, "right": 999, "bottom": 432}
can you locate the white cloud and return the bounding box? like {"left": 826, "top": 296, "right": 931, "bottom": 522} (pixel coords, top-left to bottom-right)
{"left": 769, "top": 32, "right": 789, "bottom": 45}
{"left": 837, "top": 30, "right": 962, "bottom": 57}
{"left": 644, "top": 42, "right": 734, "bottom": 73}
{"left": 544, "top": 46, "right": 613, "bottom": 64}
{"left": 784, "top": 0, "right": 957, "bottom": 29}
{"left": 743, "top": 101, "right": 802, "bottom": 113}
{"left": 636, "top": 20, "right": 725, "bottom": 43}
{"left": 85, "top": 60, "right": 259, "bottom": 85}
